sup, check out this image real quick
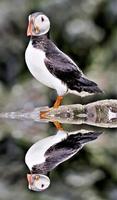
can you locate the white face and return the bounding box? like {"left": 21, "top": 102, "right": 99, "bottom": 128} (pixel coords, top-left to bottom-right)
{"left": 34, "top": 14, "right": 50, "bottom": 35}
{"left": 28, "top": 174, "right": 50, "bottom": 192}
{"left": 27, "top": 13, "right": 50, "bottom": 36}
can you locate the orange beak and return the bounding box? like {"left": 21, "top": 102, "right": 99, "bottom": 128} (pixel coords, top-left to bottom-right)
{"left": 27, "top": 174, "right": 32, "bottom": 186}
{"left": 27, "top": 18, "right": 33, "bottom": 36}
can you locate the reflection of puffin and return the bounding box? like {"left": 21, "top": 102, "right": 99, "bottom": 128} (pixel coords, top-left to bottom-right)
{"left": 25, "top": 12, "right": 102, "bottom": 109}
{"left": 25, "top": 130, "right": 101, "bottom": 191}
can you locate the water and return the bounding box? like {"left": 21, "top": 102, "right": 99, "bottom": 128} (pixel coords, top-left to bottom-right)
{"left": 0, "top": 99, "right": 117, "bottom": 200}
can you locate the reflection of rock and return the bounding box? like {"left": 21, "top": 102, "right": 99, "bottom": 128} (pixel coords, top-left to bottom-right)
{"left": 86, "top": 99, "right": 117, "bottom": 127}
{"left": 45, "top": 99, "right": 117, "bottom": 128}
{"left": 0, "top": 99, "right": 117, "bottom": 128}
{"left": 108, "top": 107, "right": 117, "bottom": 121}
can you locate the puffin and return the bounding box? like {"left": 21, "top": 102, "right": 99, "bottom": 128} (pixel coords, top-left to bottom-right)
{"left": 25, "top": 12, "right": 102, "bottom": 109}
{"left": 25, "top": 129, "right": 101, "bottom": 192}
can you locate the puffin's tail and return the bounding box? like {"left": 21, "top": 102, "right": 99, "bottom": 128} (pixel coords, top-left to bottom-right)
{"left": 72, "top": 76, "right": 103, "bottom": 94}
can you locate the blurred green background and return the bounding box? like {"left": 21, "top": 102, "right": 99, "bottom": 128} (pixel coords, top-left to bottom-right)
{"left": 0, "top": 0, "right": 117, "bottom": 200}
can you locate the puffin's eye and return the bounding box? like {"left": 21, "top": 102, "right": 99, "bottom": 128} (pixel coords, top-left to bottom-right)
{"left": 41, "top": 184, "right": 44, "bottom": 188}
{"left": 41, "top": 17, "right": 44, "bottom": 22}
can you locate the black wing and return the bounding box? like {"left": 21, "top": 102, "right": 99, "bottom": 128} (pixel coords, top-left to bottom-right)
{"left": 44, "top": 131, "right": 101, "bottom": 169}
{"left": 31, "top": 131, "right": 101, "bottom": 174}
{"left": 44, "top": 40, "right": 102, "bottom": 93}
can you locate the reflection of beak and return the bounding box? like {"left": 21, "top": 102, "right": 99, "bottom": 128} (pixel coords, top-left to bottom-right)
{"left": 27, "top": 174, "right": 32, "bottom": 188}
{"left": 27, "top": 18, "right": 33, "bottom": 36}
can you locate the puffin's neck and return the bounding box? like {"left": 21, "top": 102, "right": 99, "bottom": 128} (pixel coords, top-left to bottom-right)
{"left": 31, "top": 33, "right": 50, "bottom": 50}
{"left": 31, "top": 163, "right": 49, "bottom": 175}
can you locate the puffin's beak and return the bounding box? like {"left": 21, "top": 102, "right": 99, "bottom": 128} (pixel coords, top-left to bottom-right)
{"left": 27, "top": 174, "right": 32, "bottom": 187}
{"left": 27, "top": 18, "right": 33, "bottom": 36}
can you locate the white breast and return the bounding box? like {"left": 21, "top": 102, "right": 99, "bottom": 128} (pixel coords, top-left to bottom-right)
{"left": 25, "top": 41, "right": 67, "bottom": 96}
{"left": 25, "top": 130, "right": 67, "bottom": 170}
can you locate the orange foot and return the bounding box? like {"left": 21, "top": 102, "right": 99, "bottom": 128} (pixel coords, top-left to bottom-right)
{"left": 40, "top": 96, "right": 63, "bottom": 119}
{"left": 53, "top": 121, "right": 64, "bottom": 130}
{"left": 40, "top": 110, "right": 49, "bottom": 119}
{"left": 53, "top": 96, "right": 63, "bottom": 108}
